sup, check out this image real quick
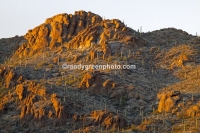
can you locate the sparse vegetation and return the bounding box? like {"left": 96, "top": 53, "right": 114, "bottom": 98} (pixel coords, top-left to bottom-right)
{"left": 107, "top": 56, "right": 114, "bottom": 62}
{"left": 37, "top": 61, "right": 48, "bottom": 67}
{"left": 48, "top": 64, "right": 53, "bottom": 69}
{"left": 0, "top": 10, "right": 199, "bottom": 133}
{"left": 66, "top": 57, "right": 72, "bottom": 62}
{"left": 0, "top": 86, "right": 6, "bottom": 100}
{"left": 56, "top": 78, "right": 63, "bottom": 86}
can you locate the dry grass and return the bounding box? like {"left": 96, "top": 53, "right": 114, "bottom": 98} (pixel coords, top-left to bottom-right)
{"left": 157, "top": 44, "right": 197, "bottom": 69}
{"left": 65, "top": 76, "right": 79, "bottom": 86}
{"left": 159, "top": 64, "right": 200, "bottom": 94}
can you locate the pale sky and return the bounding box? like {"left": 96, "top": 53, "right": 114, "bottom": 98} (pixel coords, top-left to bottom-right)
{"left": 0, "top": 0, "right": 199, "bottom": 38}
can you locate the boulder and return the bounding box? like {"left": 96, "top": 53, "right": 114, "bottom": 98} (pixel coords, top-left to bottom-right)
{"left": 90, "top": 110, "right": 126, "bottom": 130}
{"left": 110, "top": 89, "right": 125, "bottom": 99}
{"left": 16, "top": 84, "right": 25, "bottom": 101}
{"left": 157, "top": 91, "right": 181, "bottom": 113}
{"left": 78, "top": 72, "right": 94, "bottom": 89}
{"left": 102, "top": 79, "right": 115, "bottom": 89}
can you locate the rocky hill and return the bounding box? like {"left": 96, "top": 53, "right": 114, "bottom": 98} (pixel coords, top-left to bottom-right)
{"left": 14, "top": 10, "right": 144, "bottom": 59}
{"left": 0, "top": 10, "right": 200, "bottom": 133}
{"left": 0, "top": 36, "right": 25, "bottom": 63}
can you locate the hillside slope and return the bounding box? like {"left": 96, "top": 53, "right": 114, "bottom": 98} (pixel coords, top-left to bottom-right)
{"left": 0, "top": 10, "right": 200, "bottom": 132}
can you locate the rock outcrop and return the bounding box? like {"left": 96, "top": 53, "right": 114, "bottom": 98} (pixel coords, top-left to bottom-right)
{"left": 79, "top": 71, "right": 125, "bottom": 99}
{"left": 50, "top": 93, "right": 62, "bottom": 118}
{"left": 0, "top": 36, "right": 25, "bottom": 63}
{"left": 14, "top": 11, "right": 103, "bottom": 57}
{"left": 0, "top": 67, "right": 24, "bottom": 89}
{"left": 79, "top": 72, "right": 94, "bottom": 89}
{"left": 2, "top": 10, "right": 199, "bottom": 133}
{"left": 16, "top": 84, "right": 25, "bottom": 101}
{"left": 14, "top": 10, "right": 145, "bottom": 58}
{"left": 90, "top": 110, "right": 127, "bottom": 129}
{"left": 157, "top": 91, "right": 181, "bottom": 113}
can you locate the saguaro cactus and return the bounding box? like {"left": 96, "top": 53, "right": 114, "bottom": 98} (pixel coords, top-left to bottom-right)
{"left": 128, "top": 50, "right": 131, "bottom": 58}
{"left": 104, "top": 102, "right": 107, "bottom": 110}
{"left": 184, "top": 71, "right": 187, "bottom": 79}
{"left": 192, "top": 93, "right": 194, "bottom": 102}
{"left": 97, "top": 51, "right": 99, "bottom": 60}
{"left": 152, "top": 68, "right": 154, "bottom": 75}
{"left": 43, "top": 53, "right": 45, "bottom": 60}
{"left": 196, "top": 117, "right": 198, "bottom": 128}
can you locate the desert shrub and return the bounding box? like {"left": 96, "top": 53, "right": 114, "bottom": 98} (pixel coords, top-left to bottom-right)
{"left": 39, "top": 79, "right": 46, "bottom": 85}
{"left": 13, "top": 62, "right": 19, "bottom": 66}
{"left": 152, "top": 109, "right": 160, "bottom": 115}
{"left": 66, "top": 78, "right": 78, "bottom": 85}
{"left": 120, "top": 95, "right": 127, "bottom": 106}
{"left": 0, "top": 87, "right": 7, "bottom": 100}
{"left": 56, "top": 78, "right": 63, "bottom": 86}
{"left": 53, "top": 57, "right": 59, "bottom": 64}
{"left": 48, "top": 64, "right": 53, "bottom": 69}
{"left": 33, "top": 67, "right": 39, "bottom": 71}
{"left": 120, "top": 56, "right": 127, "bottom": 61}
{"left": 37, "top": 61, "right": 48, "bottom": 68}
{"left": 45, "top": 52, "right": 50, "bottom": 57}
{"left": 114, "top": 95, "right": 127, "bottom": 106}
{"left": 65, "top": 74, "right": 83, "bottom": 86}
{"left": 107, "top": 56, "right": 114, "bottom": 62}
{"left": 66, "top": 57, "right": 72, "bottom": 62}
{"left": 130, "top": 124, "right": 138, "bottom": 131}
{"left": 65, "top": 77, "right": 79, "bottom": 85}
{"left": 122, "top": 56, "right": 127, "bottom": 61}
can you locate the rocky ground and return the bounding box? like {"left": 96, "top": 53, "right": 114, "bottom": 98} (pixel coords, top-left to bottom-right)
{"left": 1, "top": 10, "right": 200, "bottom": 133}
